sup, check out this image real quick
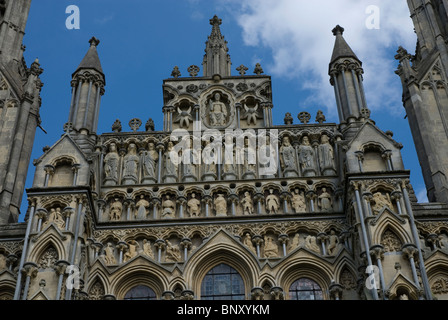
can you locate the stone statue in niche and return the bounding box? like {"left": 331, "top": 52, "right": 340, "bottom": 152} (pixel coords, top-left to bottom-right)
{"left": 182, "top": 138, "right": 198, "bottom": 182}
{"left": 241, "top": 191, "right": 254, "bottom": 215}
{"left": 109, "top": 199, "right": 122, "bottom": 221}
{"left": 122, "top": 143, "right": 139, "bottom": 185}
{"left": 163, "top": 141, "right": 178, "bottom": 183}
{"left": 318, "top": 134, "right": 336, "bottom": 176}
{"left": 202, "top": 139, "right": 217, "bottom": 181}
{"left": 371, "top": 192, "right": 393, "bottom": 215}
{"left": 222, "top": 135, "right": 237, "bottom": 180}
{"left": 0, "top": 253, "right": 6, "bottom": 270}
{"left": 135, "top": 195, "right": 150, "bottom": 220}
{"left": 165, "top": 240, "right": 181, "bottom": 262}
{"left": 242, "top": 137, "right": 257, "bottom": 179}
{"left": 243, "top": 102, "right": 259, "bottom": 125}
{"left": 291, "top": 188, "right": 306, "bottom": 213}
{"left": 265, "top": 189, "right": 279, "bottom": 214}
{"left": 318, "top": 188, "right": 333, "bottom": 212}
{"left": 124, "top": 240, "right": 139, "bottom": 262}
{"left": 263, "top": 236, "right": 279, "bottom": 258}
{"left": 43, "top": 207, "right": 65, "bottom": 230}
{"left": 214, "top": 193, "right": 227, "bottom": 216}
{"left": 298, "top": 136, "right": 316, "bottom": 177}
{"left": 289, "top": 233, "right": 303, "bottom": 251}
{"left": 327, "top": 230, "right": 340, "bottom": 255}
{"left": 175, "top": 106, "right": 193, "bottom": 129}
{"left": 209, "top": 92, "right": 228, "bottom": 127}
{"left": 142, "top": 239, "right": 154, "bottom": 259}
{"left": 280, "top": 136, "right": 298, "bottom": 177}
{"left": 259, "top": 135, "right": 277, "bottom": 178}
{"left": 243, "top": 233, "right": 257, "bottom": 255}
{"left": 142, "top": 142, "right": 158, "bottom": 184}
{"left": 104, "top": 142, "right": 119, "bottom": 186}
{"left": 305, "top": 235, "right": 320, "bottom": 253}
{"left": 162, "top": 195, "right": 176, "bottom": 219}
{"left": 187, "top": 193, "right": 201, "bottom": 217}
{"left": 103, "top": 243, "right": 117, "bottom": 265}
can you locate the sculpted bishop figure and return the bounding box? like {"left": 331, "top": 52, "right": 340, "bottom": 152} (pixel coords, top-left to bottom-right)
{"left": 209, "top": 93, "right": 227, "bottom": 127}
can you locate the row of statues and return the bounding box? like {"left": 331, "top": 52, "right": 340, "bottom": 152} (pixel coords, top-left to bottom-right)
{"left": 103, "top": 133, "right": 337, "bottom": 186}
{"left": 280, "top": 134, "right": 336, "bottom": 178}
{"left": 243, "top": 230, "right": 343, "bottom": 258}
{"left": 104, "top": 188, "right": 335, "bottom": 221}
{"left": 100, "top": 230, "right": 345, "bottom": 266}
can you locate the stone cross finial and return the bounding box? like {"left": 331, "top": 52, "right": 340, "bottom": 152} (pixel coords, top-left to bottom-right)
{"left": 236, "top": 65, "right": 249, "bottom": 76}
{"left": 332, "top": 25, "right": 344, "bottom": 36}
{"left": 129, "top": 118, "right": 142, "bottom": 132}
{"left": 171, "top": 66, "right": 181, "bottom": 78}
{"left": 187, "top": 65, "right": 200, "bottom": 77}
{"left": 253, "top": 63, "right": 264, "bottom": 75}
{"left": 89, "top": 37, "right": 100, "bottom": 47}
{"left": 298, "top": 111, "right": 311, "bottom": 124}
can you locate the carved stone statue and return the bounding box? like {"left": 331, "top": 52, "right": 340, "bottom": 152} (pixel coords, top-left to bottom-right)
{"left": 223, "top": 135, "right": 237, "bottom": 180}
{"left": 182, "top": 138, "right": 198, "bottom": 182}
{"left": 135, "top": 195, "right": 150, "bottom": 220}
{"left": 175, "top": 106, "right": 193, "bottom": 129}
{"left": 243, "top": 233, "right": 257, "bottom": 255}
{"left": 289, "top": 233, "right": 302, "bottom": 251}
{"left": 318, "top": 134, "right": 336, "bottom": 176}
{"left": 242, "top": 137, "right": 256, "bottom": 179}
{"left": 103, "top": 243, "right": 116, "bottom": 265}
{"left": 0, "top": 253, "right": 6, "bottom": 270}
{"left": 109, "top": 199, "right": 122, "bottom": 221}
{"left": 202, "top": 139, "right": 217, "bottom": 181}
{"left": 165, "top": 240, "right": 181, "bottom": 262}
{"left": 265, "top": 189, "right": 279, "bottom": 214}
{"left": 124, "top": 240, "right": 139, "bottom": 262}
{"left": 280, "top": 136, "right": 298, "bottom": 177}
{"left": 298, "top": 136, "right": 316, "bottom": 177}
{"left": 214, "top": 193, "right": 227, "bottom": 216}
{"left": 142, "top": 142, "right": 158, "bottom": 184}
{"left": 209, "top": 92, "right": 228, "bottom": 127}
{"left": 305, "top": 235, "right": 320, "bottom": 253}
{"left": 259, "top": 135, "right": 277, "bottom": 178}
{"left": 122, "top": 143, "right": 139, "bottom": 185}
{"left": 241, "top": 191, "right": 254, "bottom": 215}
{"left": 243, "top": 102, "right": 259, "bottom": 125}
{"left": 163, "top": 141, "right": 178, "bottom": 183}
{"left": 371, "top": 192, "right": 393, "bottom": 215}
{"left": 142, "top": 239, "right": 154, "bottom": 259}
{"left": 43, "top": 207, "right": 65, "bottom": 230}
{"left": 162, "top": 195, "right": 176, "bottom": 219}
{"left": 291, "top": 188, "right": 306, "bottom": 213}
{"left": 327, "top": 230, "right": 340, "bottom": 255}
{"left": 187, "top": 193, "right": 201, "bottom": 217}
{"left": 318, "top": 188, "right": 333, "bottom": 212}
{"left": 104, "top": 143, "right": 119, "bottom": 186}
{"left": 264, "top": 236, "right": 279, "bottom": 258}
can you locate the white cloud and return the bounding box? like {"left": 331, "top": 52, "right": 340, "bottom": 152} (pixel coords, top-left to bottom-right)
{"left": 226, "top": 0, "right": 416, "bottom": 117}
{"left": 416, "top": 187, "right": 429, "bottom": 203}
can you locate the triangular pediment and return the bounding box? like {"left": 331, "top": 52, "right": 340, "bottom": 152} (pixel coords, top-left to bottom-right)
{"left": 33, "top": 134, "right": 89, "bottom": 166}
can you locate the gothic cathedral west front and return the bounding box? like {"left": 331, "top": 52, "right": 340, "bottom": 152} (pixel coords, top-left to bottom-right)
{"left": 0, "top": 0, "right": 448, "bottom": 301}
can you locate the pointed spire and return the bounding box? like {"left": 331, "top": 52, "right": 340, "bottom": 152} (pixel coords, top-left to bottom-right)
{"left": 74, "top": 36, "right": 104, "bottom": 76}
{"left": 202, "top": 15, "right": 232, "bottom": 77}
{"left": 209, "top": 15, "right": 223, "bottom": 39}
{"left": 330, "top": 25, "right": 361, "bottom": 65}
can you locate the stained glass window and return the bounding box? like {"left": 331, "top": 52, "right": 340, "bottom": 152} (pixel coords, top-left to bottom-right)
{"left": 289, "top": 278, "right": 323, "bottom": 300}
{"left": 201, "top": 263, "right": 245, "bottom": 300}
{"left": 124, "top": 285, "right": 157, "bottom": 300}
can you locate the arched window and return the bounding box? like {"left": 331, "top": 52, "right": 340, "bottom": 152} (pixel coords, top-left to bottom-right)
{"left": 201, "top": 263, "right": 245, "bottom": 300}
{"left": 124, "top": 285, "right": 157, "bottom": 300}
{"left": 289, "top": 278, "right": 323, "bottom": 300}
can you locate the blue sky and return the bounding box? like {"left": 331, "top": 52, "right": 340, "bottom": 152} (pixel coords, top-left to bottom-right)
{"left": 19, "top": 0, "right": 426, "bottom": 219}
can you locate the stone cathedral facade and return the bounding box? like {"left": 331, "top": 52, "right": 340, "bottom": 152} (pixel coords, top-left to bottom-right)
{"left": 0, "top": 0, "right": 448, "bottom": 301}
